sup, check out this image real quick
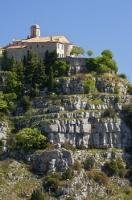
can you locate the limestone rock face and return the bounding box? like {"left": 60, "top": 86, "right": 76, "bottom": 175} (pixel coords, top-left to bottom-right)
{"left": 0, "top": 122, "right": 8, "bottom": 151}
{"left": 56, "top": 74, "right": 128, "bottom": 95}
{"left": 40, "top": 117, "right": 132, "bottom": 149}
{"left": 0, "top": 122, "right": 8, "bottom": 140}
{"left": 31, "top": 149, "right": 74, "bottom": 174}
{"left": 96, "top": 77, "right": 128, "bottom": 95}
{"left": 60, "top": 78, "right": 84, "bottom": 94}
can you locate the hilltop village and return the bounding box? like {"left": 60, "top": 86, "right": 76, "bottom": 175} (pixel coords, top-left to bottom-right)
{"left": 0, "top": 25, "right": 132, "bottom": 200}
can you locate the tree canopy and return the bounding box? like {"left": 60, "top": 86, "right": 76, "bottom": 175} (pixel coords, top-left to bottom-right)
{"left": 70, "top": 46, "right": 84, "bottom": 56}
{"left": 15, "top": 128, "right": 47, "bottom": 150}
{"left": 86, "top": 49, "right": 118, "bottom": 74}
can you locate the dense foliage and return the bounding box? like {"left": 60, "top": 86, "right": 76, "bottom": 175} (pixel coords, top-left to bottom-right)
{"left": 70, "top": 46, "right": 84, "bottom": 56}
{"left": 83, "top": 156, "right": 95, "bottom": 171}
{"left": 15, "top": 128, "right": 47, "bottom": 150}
{"left": 83, "top": 79, "right": 96, "bottom": 94}
{"left": 1, "top": 50, "right": 70, "bottom": 97}
{"left": 102, "top": 158, "right": 126, "bottom": 177}
{"left": 86, "top": 49, "right": 118, "bottom": 74}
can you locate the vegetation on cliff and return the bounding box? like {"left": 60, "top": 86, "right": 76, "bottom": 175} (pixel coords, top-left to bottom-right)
{"left": 0, "top": 49, "right": 131, "bottom": 200}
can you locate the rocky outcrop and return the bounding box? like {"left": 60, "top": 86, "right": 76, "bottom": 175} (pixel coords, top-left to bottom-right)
{"left": 0, "top": 122, "right": 8, "bottom": 151}
{"left": 31, "top": 148, "right": 74, "bottom": 174}
{"left": 55, "top": 74, "right": 128, "bottom": 95}
{"left": 40, "top": 117, "right": 132, "bottom": 149}
{"left": 96, "top": 77, "right": 128, "bottom": 95}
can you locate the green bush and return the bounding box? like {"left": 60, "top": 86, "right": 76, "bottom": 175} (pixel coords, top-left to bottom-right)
{"left": 62, "top": 168, "right": 74, "bottom": 180}
{"left": 102, "top": 158, "right": 126, "bottom": 177}
{"left": 15, "top": 128, "right": 47, "bottom": 150}
{"left": 43, "top": 173, "right": 62, "bottom": 194}
{"left": 22, "top": 95, "right": 31, "bottom": 112}
{"left": 53, "top": 60, "right": 70, "bottom": 77}
{"left": 0, "top": 140, "right": 3, "bottom": 151}
{"left": 0, "top": 99, "right": 8, "bottom": 112}
{"left": 4, "top": 92, "right": 17, "bottom": 111}
{"left": 127, "top": 83, "right": 132, "bottom": 95}
{"left": 118, "top": 73, "right": 127, "bottom": 79}
{"left": 31, "top": 189, "right": 45, "bottom": 200}
{"left": 83, "top": 157, "right": 95, "bottom": 171}
{"left": 86, "top": 49, "right": 118, "bottom": 74}
{"left": 84, "top": 79, "right": 96, "bottom": 94}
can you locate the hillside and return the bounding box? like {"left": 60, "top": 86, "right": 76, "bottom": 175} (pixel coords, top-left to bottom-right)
{"left": 0, "top": 49, "right": 132, "bottom": 200}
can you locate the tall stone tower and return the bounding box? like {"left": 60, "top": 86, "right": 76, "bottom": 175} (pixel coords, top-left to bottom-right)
{"left": 30, "top": 24, "right": 40, "bottom": 38}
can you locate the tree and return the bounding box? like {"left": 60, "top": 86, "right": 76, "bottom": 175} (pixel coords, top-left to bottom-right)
{"left": 48, "top": 66, "right": 54, "bottom": 91}
{"left": 15, "top": 128, "right": 47, "bottom": 150}
{"left": 6, "top": 71, "right": 22, "bottom": 96}
{"left": 86, "top": 57, "right": 99, "bottom": 72}
{"left": 23, "top": 51, "right": 46, "bottom": 95}
{"left": 70, "top": 46, "right": 84, "bottom": 57}
{"left": 86, "top": 49, "right": 118, "bottom": 74}
{"left": 1, "top": 50, "right": 13, "bottom": 71}
{"left": 87, "top": 50, "right": 94, "bottom": 57}
{"left": 23, "top": 51, "right": 40, "bottom": 87}
{"left": 44, "top": 50, "right": 57, "bottom": 76}
{"left": 101, "top": 49, "right": 113, "bottom": 59}
{"left": 53, "top": 60, "right": 70, "bottom": 77}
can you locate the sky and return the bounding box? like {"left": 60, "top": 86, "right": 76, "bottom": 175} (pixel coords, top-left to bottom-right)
{"left": 0, "top": 0, "right": 132, "bottom": 81}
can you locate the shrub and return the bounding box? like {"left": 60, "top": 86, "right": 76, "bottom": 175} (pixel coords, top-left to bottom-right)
{"left": 0, "top": 140, "right": 3, "bottom": 151}
{"left": 83, "top": 157, "right": 95, "bottom": 171}
{"left": 0, "top": 99, "right": 8, "bottom": 112}
{"left": 15, "top": 128, "right": 47, "bottom": 150}
{"left": 84, "top": 79, "right": 96, "bottom": 94}
{"left": 31, "top": 189, "right": 45, "bottom": 200}
{"left": 53, "top": 60, "right": 70, "bottom": 77}
{"left": 61, "top": 143, "right": 76, "bottom": 151}
{"left": 87, "top": 170, "right": 109, "bottom": 186}
{"left": 127, "top": 83, "right": 132, "bottom": 95}
{"left": 102, "top": 158, "right": 126, "bottom": 177}
{"left": 22, "top": 95, "right": 31, "bottom": 112}
{"left": 62, "top": 168, "right": 74, "bottom": 180}
{"left": 118, "top": 73, "right": 127, "bottom": 79}
{"left": 4, "top": 92, "right": 17, "bottom": 112}
{"left": 43, "top": 173, "right": 62, "bottom": 194}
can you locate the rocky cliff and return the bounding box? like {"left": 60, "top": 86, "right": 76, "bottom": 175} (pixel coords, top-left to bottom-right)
{"left": 0, "top": 65, "right": 132, "bottom": 200}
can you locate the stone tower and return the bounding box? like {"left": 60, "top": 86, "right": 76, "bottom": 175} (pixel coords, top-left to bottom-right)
{"left": 30, "top": 24, "right": 40, "bottom": 38}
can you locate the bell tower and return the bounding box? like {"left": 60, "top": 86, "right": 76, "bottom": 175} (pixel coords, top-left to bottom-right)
{"left": 30, "top": 24, "right": 40, "bottom": 38}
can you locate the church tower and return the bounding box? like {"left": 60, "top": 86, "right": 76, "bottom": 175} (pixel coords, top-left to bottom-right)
{"left": 30, "top": 24, "right": 40, "bottom": 38}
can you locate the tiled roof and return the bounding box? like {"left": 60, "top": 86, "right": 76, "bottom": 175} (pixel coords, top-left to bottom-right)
{"left": 22, "top": 35, "right": 70, "bottom": 44}
{"left": 7, "top": 45, "right": 27, "bottom": 49}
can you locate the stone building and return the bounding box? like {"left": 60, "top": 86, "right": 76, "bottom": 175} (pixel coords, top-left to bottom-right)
{"left": 0, "top": 47, "right": 3, "bottom": 57}
{"left": 5, "top": 24, "right": 74, "bottom": 61}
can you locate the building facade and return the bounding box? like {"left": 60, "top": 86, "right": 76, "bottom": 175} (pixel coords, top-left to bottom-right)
{"left": 5, "top": 24, "right": 74, "bottom": 61}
